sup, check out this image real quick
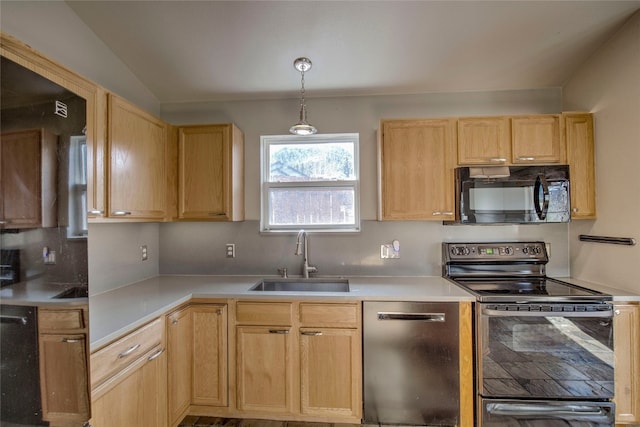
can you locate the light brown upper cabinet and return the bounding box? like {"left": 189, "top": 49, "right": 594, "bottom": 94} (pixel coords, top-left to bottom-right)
{"left": 564, "top": 112, "right": 596, "bottom": 219}
{"left": 511, "top": 115, "right": 564, "bottom": 164}
{"left": 379, "top": 119, "right": 457, "bottom": 221}
{"left": 107, "top": 94, "right": 172, "bottom": 220}
{"left": 177, "top": 124, "right": 244, "bottom": 221}
{"left": 457, "top": 116, "right": 511, "bottom": 165}
{"left": 0, "top": 129, "right": 57, "bottom": 228}
{"left": 458, "top": 115, "right": 564, "bottom": 165}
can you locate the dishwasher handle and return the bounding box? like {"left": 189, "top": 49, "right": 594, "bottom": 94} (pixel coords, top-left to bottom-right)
{"left": 377, "top": 312, "right": 445, "bottom": 322}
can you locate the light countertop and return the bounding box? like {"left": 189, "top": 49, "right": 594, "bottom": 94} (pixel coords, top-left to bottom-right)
{"left": 88, "top": 275, "right": 474, "bottom": 351}
{"left": 3, "top": 273, "right": 637, "bottom": 352}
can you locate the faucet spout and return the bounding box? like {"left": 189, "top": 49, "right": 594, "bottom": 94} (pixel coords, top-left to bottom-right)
{"left": 295, "top": 230, "right": 317, "bottom": 278}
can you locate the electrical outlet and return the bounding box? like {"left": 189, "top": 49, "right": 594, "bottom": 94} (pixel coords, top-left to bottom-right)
{"left": 226, "top": 243, "right": 235, "bottom": 258}
{"left": 141, "top": 245, "right": 148, "bottom": 261}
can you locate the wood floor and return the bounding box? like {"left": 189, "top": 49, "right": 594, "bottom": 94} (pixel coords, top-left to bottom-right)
{"left": 178, "top": 417, "right": 381, "bottom": 427}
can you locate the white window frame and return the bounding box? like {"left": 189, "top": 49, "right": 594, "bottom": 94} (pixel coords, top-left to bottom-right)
{"left": 67, "top": 135, "right": 88, "bottom": 239}
{"left": 260, "top": 133, "right": 360, "bottom": 233}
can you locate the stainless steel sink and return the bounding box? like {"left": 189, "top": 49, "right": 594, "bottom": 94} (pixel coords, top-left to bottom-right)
{"left": 52, "top": 286, "right": 88, "bottom": 299}
{"left": 250, "top": 278, "right": 350, "bottom": 292}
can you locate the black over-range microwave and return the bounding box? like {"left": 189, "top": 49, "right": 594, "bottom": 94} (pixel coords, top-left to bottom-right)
{"left": 453, "top": 165, "right": 570, "bottom": 224}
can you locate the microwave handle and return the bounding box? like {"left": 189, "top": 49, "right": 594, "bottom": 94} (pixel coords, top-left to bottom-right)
{"left": 533, "top": 175, "right": 550, "bottom": 220}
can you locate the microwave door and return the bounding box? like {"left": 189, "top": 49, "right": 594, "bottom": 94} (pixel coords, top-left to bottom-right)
{"left": 533, "top": 174, "right": 550, "bottom": 220}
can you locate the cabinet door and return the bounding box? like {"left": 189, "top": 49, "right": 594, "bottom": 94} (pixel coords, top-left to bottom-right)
{"left": 177, "top": 124, "right": 244, "bottom": 221}
{"left": 236, "top": 326, "right": 293, "bottom": 414}
{"left": 380, "top": 119, "right": 457, "bottom": 220}
{"left": 141, "top": 347, "right": 168, "bottom": 427}
{"left": 457, "top": 116, "right": 510, "bottom": 165}
{"left": 39, "top": 333, "right": 90, "bottom": 425}
{"left": 614, "top": 303, "right": 640, "bottom": 424}
{"left": 299, "top": 328, "right": 362, "bottom": 419}
{"left": 564, "top": 113, "right": 596, "bottom": 219}
{"left": 90, "top": 363, "right": 143, "bottom": 427}
{"left": 108, "top": 94, "right": 169, "bottom": 219}
{"left": 191, "top": 304, "right": 228, "bottom": 407}
{"left": 1, "top": 129, "right": 57, "bottom": 228}
{"left": 167, "top": 307, "right": 193, "bottom": 425}
{"left": 511, "top": 115, "right": 564, "bottom": 164}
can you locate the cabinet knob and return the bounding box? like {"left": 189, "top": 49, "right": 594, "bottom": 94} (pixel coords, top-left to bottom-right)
{"left": 171, "top": 318, "right": 179, "bottom": 325}
{"left": 615, "top": 309, "right": 621, "bottom": 316}
{"left": 572, "top": 207, "right": 579, "bottom": 212}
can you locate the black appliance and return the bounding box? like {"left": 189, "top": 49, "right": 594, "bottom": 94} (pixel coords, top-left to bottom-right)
{"left": 454, "top": 165, "right": 570, "bottom": 224}
{"left": 0, "top": 250, "right": 20, "bottom": 288}
{"left": 443, "top": 242, "right": 615, "bottom": 426}
{"left": 0, "top": 304, "right": 47, "bottom": 426}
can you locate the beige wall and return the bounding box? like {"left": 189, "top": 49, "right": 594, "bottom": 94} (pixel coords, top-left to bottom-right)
{"left": 564, "top": 11, "right": 640, "bottom": 293}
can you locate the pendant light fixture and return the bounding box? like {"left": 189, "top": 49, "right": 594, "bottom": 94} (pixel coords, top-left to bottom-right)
{"left": 289, "top": 57, "right": 317, "bottom": 135}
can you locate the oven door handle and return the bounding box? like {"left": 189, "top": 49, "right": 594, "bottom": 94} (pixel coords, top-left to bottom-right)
{"left": 482, "top": 307, "right": 613, "bottom": 318}
{"left": 487, "top": 402, "right": 611, "bottom": 419}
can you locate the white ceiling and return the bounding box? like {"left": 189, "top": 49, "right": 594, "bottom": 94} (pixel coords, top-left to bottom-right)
{"left": 65, "top": 1, "right": 640, "bottom": 103}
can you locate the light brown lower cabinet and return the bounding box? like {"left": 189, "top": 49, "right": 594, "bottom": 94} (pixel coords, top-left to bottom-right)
{"left": 234, "top": 301, "right": 362, "bottom": 423}
{"left": 90, "top": 344, "right": 167, "bottom": 427}
{"left": 89, "top": 317, "right": 165, "bottom": 427}
{"left": 167, "top": 303, "right": 228, "bottom": 427}
{"left": 38, "top": 307, "right": 90, "bottom": 426}
{"left": 614, "top": 302, "right": 640, "bottom": 425}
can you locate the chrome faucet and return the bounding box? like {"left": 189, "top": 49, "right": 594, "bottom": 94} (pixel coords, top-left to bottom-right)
{"left": 295, "top": 230, "right": 317, "bottom": 278}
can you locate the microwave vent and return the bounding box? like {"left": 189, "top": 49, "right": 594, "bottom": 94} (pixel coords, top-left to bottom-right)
{"left": 469, "top": 166, "right": 510, "bottom": 179}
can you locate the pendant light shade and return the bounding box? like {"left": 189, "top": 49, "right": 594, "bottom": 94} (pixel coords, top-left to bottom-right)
{"left": 290, "top": 57, "right": 317, "bottom": 135}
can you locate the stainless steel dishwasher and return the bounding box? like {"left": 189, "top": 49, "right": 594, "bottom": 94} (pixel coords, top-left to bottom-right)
{"left": 363, "top": 301, "right": 460, "bottom": 426}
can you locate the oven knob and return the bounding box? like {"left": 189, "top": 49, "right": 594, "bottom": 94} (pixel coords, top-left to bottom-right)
{"left": 503, "top": 246, "right": 513, "bottom": 255}
{"left": 523, "top": 247, "right": 529, "bottom": 254}
{"left": 451, "top": 246, "right": 470, "bottom": 256}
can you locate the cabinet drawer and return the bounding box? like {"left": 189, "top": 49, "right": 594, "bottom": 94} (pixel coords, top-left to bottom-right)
{"left": 236, "top": 301, "right": 292, "bottom": 325}
{"left": 300, "top": 303, "right": 360, "bottom": 328}
{"left": 39, "top": 309, "right": 85, "bottom": 331}
{"left": 90, "top": 317, "right": 163, "bottom": 388}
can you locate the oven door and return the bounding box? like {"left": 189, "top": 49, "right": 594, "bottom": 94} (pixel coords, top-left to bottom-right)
{"left": 477, "top": 303, "right": 614, "bottom": 400}
{"left": 481, "top": 399, "right": 615, "bottom": 426}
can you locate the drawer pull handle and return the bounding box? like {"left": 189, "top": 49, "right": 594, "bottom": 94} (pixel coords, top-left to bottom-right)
{"left": 301, "top": 331, "right": 323, "bottom": 336}
{"left": 147, "top": 348, "right": 165, "bottom": 361}
{"left": 62, "top": 338, "right": 82, "bottom": 343}
{"left": 88, "top": 210, "right": 104, "bottom": 215}
{"left": 489, "top": 158, "right": 507, "bottom": 163}
{"left": 432, "top": 211, "right": 453, "bottom": 216}
{"left": 118, "top": 343, "right": 141, "bottom": 358}
{"left": 269, "top": 329, "right": 289, "bottom": 334}
{"left": 111, "top": 210, "right": 132, "bottom": 216}
{"left": 208, "top": 213, "right": 226, "bottom": 217}
{"left": 517, "top": 157, "right": 536, "bottom": 161}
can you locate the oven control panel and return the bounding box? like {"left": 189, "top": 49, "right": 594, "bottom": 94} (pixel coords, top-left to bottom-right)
{"left": 443, "top": 242, "right": 548, "bottom": 262}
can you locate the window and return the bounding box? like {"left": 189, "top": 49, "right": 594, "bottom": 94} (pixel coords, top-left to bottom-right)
{"left": 261, "top": 133, "right": 360, "bottom": 232}
{"left": 67, "top": 135, "right": 87, "bottom": 239}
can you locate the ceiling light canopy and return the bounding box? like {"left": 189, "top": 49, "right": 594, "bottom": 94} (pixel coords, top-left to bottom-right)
{"left": 289, "top": 57, "right": 317, "bottom": 136}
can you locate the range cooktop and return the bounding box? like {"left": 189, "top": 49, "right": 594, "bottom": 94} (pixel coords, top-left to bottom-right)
{"left": 442, "top": 242, "right": 611, "bottom": 303}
